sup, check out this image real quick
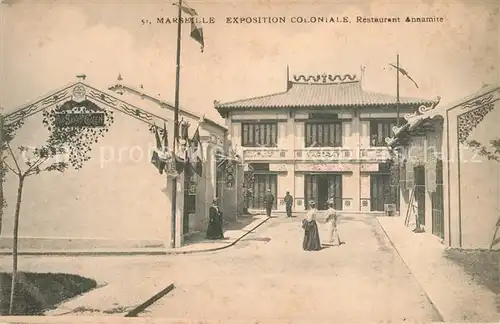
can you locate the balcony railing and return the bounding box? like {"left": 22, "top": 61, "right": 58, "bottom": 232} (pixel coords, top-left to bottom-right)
{"left": 242, "top": 147, "right": 392, "bottom": 162}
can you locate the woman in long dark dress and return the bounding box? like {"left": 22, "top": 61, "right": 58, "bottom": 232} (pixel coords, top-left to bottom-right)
{"left": 206, "top": 198, "right": 225, "bottom": 239}
{"left": 302, "top": 200, "right": 322, "bottom": 251}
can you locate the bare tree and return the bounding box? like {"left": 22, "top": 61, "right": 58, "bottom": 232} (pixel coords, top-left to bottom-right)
{"left": 1, "top": 102, "right": 114, "bottom": 314}
{"left": 2, "top": 118, "right": 68, "bottom": 314}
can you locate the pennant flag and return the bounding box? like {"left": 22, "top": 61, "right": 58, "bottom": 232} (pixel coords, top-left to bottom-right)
{"left": 151, "top": 126, "right": 166, "bottom": 174}
{"left": 389, "top": 63, "right": 419, "bottom": 89}
{"left": 162, "top": 122, "right": 168, "bottom": 151}
{"left": 190, "top": 21, "right": 204, "bottom": 53}
{"left": 190, "top": 126, "right": 203, "bottom": 176}
{"left": 173, "top": 1, "right": 204, "bottom": 52}
{"left": 173, "top": 1, "right": 198, "bottom": 16}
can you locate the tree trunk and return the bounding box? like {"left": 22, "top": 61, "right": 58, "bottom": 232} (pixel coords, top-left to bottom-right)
{"left": 0, "top": 163, "right": 3, "bottom": 236}
{"left": 8, "top": 176, "right": 24, "bottom": 315}
{"left": 0, "top": 114, "right": 4, "bottom": 236}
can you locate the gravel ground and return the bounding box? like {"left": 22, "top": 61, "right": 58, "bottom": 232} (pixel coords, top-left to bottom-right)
{"left": 0, "top": 213, "right": 442, "bottom": 322}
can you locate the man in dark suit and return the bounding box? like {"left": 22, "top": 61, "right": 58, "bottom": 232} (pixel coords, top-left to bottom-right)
{"left": 263, "top": 189, "right": 274, "bottom": 217}
{"left": 284, "top": 191, "right": 293, "bottom": 217}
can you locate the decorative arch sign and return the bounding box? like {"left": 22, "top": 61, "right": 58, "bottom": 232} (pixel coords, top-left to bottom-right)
{"left": 41, "top": 84, "right": 115, "bottom": 170}
{"left": 53, "top": 85, "right": 106, "bottom": 128}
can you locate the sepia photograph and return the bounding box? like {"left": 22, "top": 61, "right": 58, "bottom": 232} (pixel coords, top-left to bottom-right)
{"left": 0, "top": 0, "right": 499, "bottom": 322}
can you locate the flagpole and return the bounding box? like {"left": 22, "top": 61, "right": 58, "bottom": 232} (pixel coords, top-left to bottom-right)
{"left": 170, "top": 0, "right": 183, "bottom": 249}
{"left": 396, "top": 53, "right": 400, "bottom": 127}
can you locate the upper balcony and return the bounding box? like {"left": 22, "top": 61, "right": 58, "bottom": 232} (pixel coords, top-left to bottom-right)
{"left": 242, "top": 146, "right": 392, "bottom": 162}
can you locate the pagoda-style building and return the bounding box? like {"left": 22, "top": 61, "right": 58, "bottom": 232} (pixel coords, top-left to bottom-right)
{"left": 214, "top": 71, "right": 434, "bottom": 213}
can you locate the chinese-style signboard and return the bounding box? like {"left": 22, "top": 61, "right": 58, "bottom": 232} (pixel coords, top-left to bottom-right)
{"left": 54, "top": 112, "right": 105, "bottom": 127}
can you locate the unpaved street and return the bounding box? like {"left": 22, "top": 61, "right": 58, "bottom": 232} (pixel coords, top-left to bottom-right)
{"left": 0, "top": 213, "right": 442, "bottom": 322}
{"left": 144, "top": 213, "right": 442, "bottom": 321}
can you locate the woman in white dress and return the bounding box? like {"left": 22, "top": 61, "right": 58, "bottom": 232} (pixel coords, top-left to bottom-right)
{"left": 325, "top": 201, "right": 342, "bottom": 246}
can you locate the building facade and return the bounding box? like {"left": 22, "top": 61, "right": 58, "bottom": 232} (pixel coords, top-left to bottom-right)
{"left": 0, "top": 80, "right": 238, "bottom": 250}
{"left": 387, "top": 84, "right": 500, "bottom": 250}
{"left": 215, "top": 72, "right": 433, "bottom": 213}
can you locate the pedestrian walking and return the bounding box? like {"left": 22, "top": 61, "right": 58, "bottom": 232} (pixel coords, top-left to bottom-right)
{"left": 206, "top": 198, "right": 225, "bottom": 240}
{"left": 302, "top": 200, "right": 322, "bottom": 251}
{"left": 264, "top": 189, "right": 274, "bottom": 217}
{"left": 284, "top": 191, "right": 293, "bottom": 217}
{"left": 325, "top": 201, "right": 342, "bottom": 246}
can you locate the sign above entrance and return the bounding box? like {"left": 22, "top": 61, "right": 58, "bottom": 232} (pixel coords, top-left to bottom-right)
{"left": 360, "top": 163, "right": 379, "bottom": 172}
{"left": 295, "top": 163, "right": 352, "bottom": 172}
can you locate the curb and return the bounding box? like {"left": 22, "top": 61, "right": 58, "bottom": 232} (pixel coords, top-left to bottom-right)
{"left": 375, "top": 217, "right": 446, "bottom": 322}
{"left": 0, "top": 217, "right": 271, "bottom": 257}
{"left": 167, "top": 216, "right": 271, "bottom": 255}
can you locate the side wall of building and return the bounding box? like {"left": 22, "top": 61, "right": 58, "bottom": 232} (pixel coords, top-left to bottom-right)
{"left": 445, "top": 91, "right": 500, "bottom": 249}
{"left": 1, "top": 101, "right": 171, "bottom": 249}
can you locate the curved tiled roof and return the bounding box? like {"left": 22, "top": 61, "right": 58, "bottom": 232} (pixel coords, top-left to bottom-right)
{"left": 214, "top": 80, "right": 434, "bottom": 111}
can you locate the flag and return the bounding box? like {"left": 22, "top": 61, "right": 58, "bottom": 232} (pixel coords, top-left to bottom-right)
{"left": 173, "top": 1, "right": 198, "bottom": 16}
{"left": 151, "top": 126, "right": 166, "bottom": 174}
{"left": 190, "top": 21, "right": 204, "bottom": 53}
{"left": 173, "top": 1, "right": 204, "bottom": 52}
{"left": 162, "top": 122, "right": 168, "bottom": 151}
{"left": 389, "top": 63, "right": 419, "bottom": 89}
{"left": 190, "top": 126, "right": 203, "bottom": 176}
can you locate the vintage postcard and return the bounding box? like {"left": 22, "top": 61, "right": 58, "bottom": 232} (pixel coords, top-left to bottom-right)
{"left": 0, "top": 0, "right": 499, "bottom": 322}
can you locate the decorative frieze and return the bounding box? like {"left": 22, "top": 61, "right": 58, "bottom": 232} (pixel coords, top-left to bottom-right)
{"left": 295, "top": 163, "right": 352, "bottom": 172}
{"left": 359, "top": 148, "right": 391, "bottom": 161}
{"left": 292, "top": 73, "right": 357, "bottom": 84}
{"left": 269, "top": 164, "right": 287, "bottom": 172}
{"left": 295, "top": 148, "right": 352, "bottom": 161}
{"left": 243, "top": 148, "right": 288, "bottom": 160}
{"left": 457, "top": 102, "right": 496, "bottom": 144}
{"left": 360, "top": 163, "right": 379, "bottom": 172}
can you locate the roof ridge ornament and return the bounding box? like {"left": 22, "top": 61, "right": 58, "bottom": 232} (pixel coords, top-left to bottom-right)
{"left": 292, "top": 73, "right": 357, "bottom": 84}
{"left": 405, "top": 96, "right": 441, "bottom": 120}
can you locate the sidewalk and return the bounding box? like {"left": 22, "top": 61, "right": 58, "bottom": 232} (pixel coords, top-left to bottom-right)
{"left": 37, "top": 215, "right": 270, "bottom": 316}
{"left": 377, "top": 216, "right": 499, "bottom": 323}
{"left": 0, "top": 214, "right": 270, "bottom": 257}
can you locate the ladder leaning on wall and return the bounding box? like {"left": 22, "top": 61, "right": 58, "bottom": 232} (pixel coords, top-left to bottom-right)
{"left": 404, "top": 186, "right": 424, "bottom": 233}
{"left": 490, "top": 216, "right": 500, "bottom": 251}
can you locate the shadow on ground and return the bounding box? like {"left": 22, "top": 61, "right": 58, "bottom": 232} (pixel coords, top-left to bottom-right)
{"left": 444, "top": 249, "right": 500, "bottom": 295}
{"left": 183, "top": 214, "right": 262, "bottom": 246}
{"left": 0, "top": 272, "right": 97, "bottom": 315}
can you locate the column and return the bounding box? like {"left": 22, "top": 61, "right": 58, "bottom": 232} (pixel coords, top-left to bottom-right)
{"left": 175, "top": 171, "right": 185, "bottom": 248}
{"left": 199, "top": 142, "right": 214, "bottom": 232}
{"left": 294, "top": 173, "right": 305, "bottom": 211}
{"left": 346, "top": 165, "right": 360, "bottom": 211}
{"left": 360, "top": 172, "right": 370, "bottom": 211}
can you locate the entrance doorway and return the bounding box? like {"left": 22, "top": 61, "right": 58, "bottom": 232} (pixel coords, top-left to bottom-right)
{"left": 414, "top": 165, "right": 426, "bottom": 227}
{"left": 370, "top": 174, "right": 399, "bottom": 212}
{"left": 247, "top": 173, "right": 278, "bottom": 210}
{"left": 431, "top": 159, "right": 444, "bottom": 239}
{"left": 304, "top": 174, "right": 342, "bottom": 210}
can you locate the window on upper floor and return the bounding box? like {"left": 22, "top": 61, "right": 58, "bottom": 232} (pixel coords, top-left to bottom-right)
{"left": 305, "top": 122, "right": 342, "bottom": 147}
{"left": 370, "top": 119, "right": 397, "bottom": 147}
{"left": 241, "top": 123, "right": 278, "bottom": 147}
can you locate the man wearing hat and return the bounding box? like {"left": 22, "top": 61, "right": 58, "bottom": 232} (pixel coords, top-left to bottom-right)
{"left": 263, "top": 188, "right": 275, "bottom": 217}
{"left": 284, "top": 191, "right": 293, "bottom": 217}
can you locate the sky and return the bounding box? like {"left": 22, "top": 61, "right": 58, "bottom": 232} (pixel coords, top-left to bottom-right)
{"left": 0, "top": 0, "right": 499, "bottom": 124}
